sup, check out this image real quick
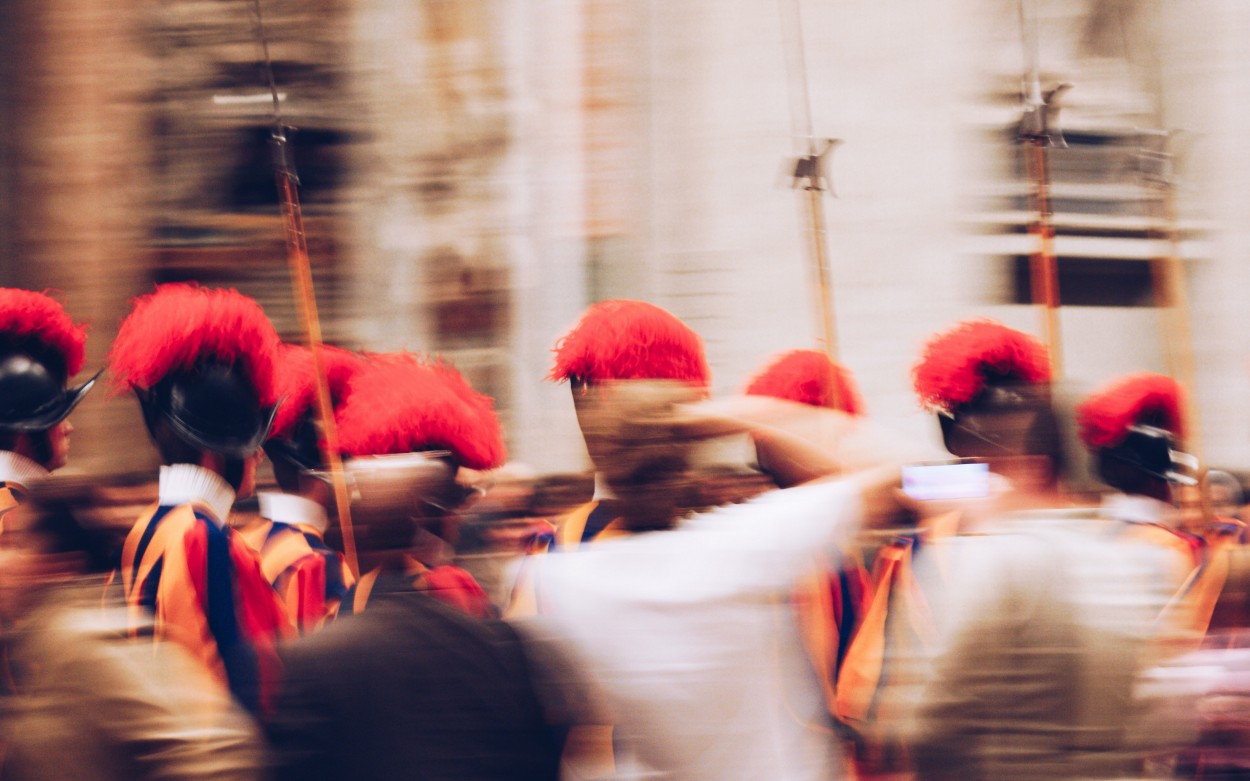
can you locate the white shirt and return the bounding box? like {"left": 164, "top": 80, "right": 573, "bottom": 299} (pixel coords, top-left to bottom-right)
{"left": 158, "top": 464, "right": 235, "bottom": 527}
{"left": 517, "top": 478, "right": 862, "bottom": 781}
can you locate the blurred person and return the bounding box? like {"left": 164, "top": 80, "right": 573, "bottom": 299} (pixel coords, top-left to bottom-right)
{"left": 890, "top": 328, "right": 1192, "bottom": 781}
{"left": 333, "top": 354, "right": 506, "bottom": 619}
{"left": 545, "top": 299, "right": 711, "bottom": 547}
{"left": 264, "top": 453, "right": 561, "bottom": 781}
{"left": 0, "top": 478, "right": 264, "bottom": 781}
{"left": 745, "top": 348, "right": 871, "bottom": 718}
{"left": 830, "top": 319, "right": 1055, "bottom": 769}
{"left": 109, "top": 284, "right": 291, "bottom": 714}
{"left": 1203, "top": 469, "right": 1246, "bottom": 542}
{"left": 1076, "top": 373, "right": 1203, "bottom": 592}
{"left": 239, "top": 344, "right": 364, "bottom": 634}
{"left": 0, "top": 290, "right": 98, "bottom": 524}
{"left": 510, "top": 379, "right": 911, "bottom": 781}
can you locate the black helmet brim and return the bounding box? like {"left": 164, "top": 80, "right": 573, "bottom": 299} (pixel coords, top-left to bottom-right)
{"left": 0, "top": 370, "right": 101, "bottom": 432}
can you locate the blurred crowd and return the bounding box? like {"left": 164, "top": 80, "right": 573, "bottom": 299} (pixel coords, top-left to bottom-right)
{"left": 0, "top": 286, "right": 1248, "bottom": 781}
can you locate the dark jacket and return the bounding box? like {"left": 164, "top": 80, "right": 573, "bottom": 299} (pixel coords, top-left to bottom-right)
{"left": 264, "top": 572, "right": 560, "bottom": 781}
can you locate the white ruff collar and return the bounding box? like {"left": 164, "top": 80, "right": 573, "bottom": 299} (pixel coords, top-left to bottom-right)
{"left": 0, "top": 451, "right": 50, "bottom": 490}
{"left": 257, "top": 491, "right": 328, "bottom": 535}
{"left": 158, "top": 464, "right": 236, "bottom": 527}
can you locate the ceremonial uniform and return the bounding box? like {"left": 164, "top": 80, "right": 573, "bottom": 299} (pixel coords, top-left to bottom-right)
{"left": 332, "top": 354, "right": 508, "bottom": 618}
{"left": 240, "top": 492, "right": 354, "bottom": 634}
{"left": 831, "top": 319, "right": 1058, "bottom": 775}
{"left": 339, "top": 556, "right": 495, "bottom": 619}
{"left": 110, "top": 284, "right": 293, "bottom": 713}
{"left": 256, "top": 343, "right": 365, "bottom": 632}
{"left": 121, "top": 464, "right": 290, "bottom": 714}
{"left": 1076, "top": 372, "right": 1207, "bottom": 629}
{"left": 0, "top": 288, "right": 97, "bottom": 530}
{"left": 0, "top": 451, "right": 49, "bottom": 529}
{"left": 745, "top": 348, "right": 869, "bottom": 718}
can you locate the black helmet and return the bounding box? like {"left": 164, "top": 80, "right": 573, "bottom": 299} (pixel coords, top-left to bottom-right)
{"left": 1097, "top": 424, "right": 1198, "bottom": 487}
{"left": 263, "top": 413, "right": 322, "bottom": 472}
{"left": 0, "top": 352, "right": 98, "bottom": 432}
{"left": 139, "top": 362, "right": 278, "bottom": 459}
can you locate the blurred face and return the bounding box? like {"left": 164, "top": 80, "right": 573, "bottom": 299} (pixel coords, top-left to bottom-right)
{"left": 573, "top": 380, "right": 702, "bottom": 530}
{"left": 45, "top": 419, "right": 72, "bottom": 471}
{"left": 235, "top": 451, "right": 263, "bottom": 500}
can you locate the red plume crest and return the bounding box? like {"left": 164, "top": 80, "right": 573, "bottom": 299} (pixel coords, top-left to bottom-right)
{"left": 745, "top": 349, "right": 863, "bottom": 414}
{"left": 548, "top": 300, "right": 710, "bottom": 389}
{"left": 336, "top": 353, "right": 506, "bottom": 470}
{"left": 109, "top": 284, "right": 281, "bottom": 405}
{"left": 912, "top": 319, "right": 1051, "bottom": 413}
{"left": 269, "top": 344, "right": 367, "bottom": 440}
{"left": 0, "top": 288, "right": 87, "bottom": 376}
{"left": 1076, "top": 373, "right": 1185, "bottom": 449}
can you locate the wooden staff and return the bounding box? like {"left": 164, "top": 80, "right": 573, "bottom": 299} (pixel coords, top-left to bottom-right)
{"left": 252, "top": 0, "right": 359, "bottom": 578}
{"left": 779, "top": 0, "right": 843, "bottom": 410}
{"left": 1024, "top": 136, "right": 1062, "bottom": 376}
{"left": 1017, "top": 0, "right": 1069, "bottom": 377}
{"left": 1142, "top": 132, "right": 1202, "bottom": 460}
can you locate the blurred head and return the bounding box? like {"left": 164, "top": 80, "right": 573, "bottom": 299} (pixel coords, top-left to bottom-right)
{"left": 1076, "top": 373, "right": 1192, "bottom": 502}
{"left": 745, "top": 349, "right": 863, "bottom": 414}
{"left": 345, "top": 454, "right": 462, "bottom": 568}
{"left": 110, "top": 285, "right": 282, "bottom": 483}
{"left": 264, "top": 344, "right": 367, "bottom": 499}
{"left": 0, "top": 290, "right": 95, "bottom": 471}
{"left": 1206, "top": 470, "right": 1244, "bottom": 519}
{"left": 0, "top": 418, "right": 73, "bottom": 472}
{"left": 549, "top": 301, "right": 710, "bottom": 471}
{"left": 938, "top": 383, "right": 1065, "bottom": 489}
{"left": 573, "top": 381, "right": 705, "bottom": 531}
{"left": 913, "top": 320, "right": 1059, "bottom": 489}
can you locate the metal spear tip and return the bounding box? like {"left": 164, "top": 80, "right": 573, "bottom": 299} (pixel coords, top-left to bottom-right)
{"left": 790, "top": 138, "right": 842, "bottom": 195}
{"left": 1017, "top": 82, "right": 1073, "bottom": 148}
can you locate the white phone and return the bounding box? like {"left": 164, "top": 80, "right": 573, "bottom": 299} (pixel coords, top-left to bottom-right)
{"left": 901, "top": 460, "right": 990, "bottom": 501}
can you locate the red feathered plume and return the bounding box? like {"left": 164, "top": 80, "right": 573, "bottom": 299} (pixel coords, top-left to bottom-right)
{"left": 912, "top": 319, "right": 1051, "bottom": 413}
{"left": 548, "top": 300, "right": 710, "bottom": 389}
{"left": 269, "top": 344, "right": 367, "bottom": 440}
{"left": 1076, "top": 373, "right": 1185, "bottom": 449}
{"left": 745, "top": 349, "right": 863, "bottom": 414}
{"left": 0, "top": 288, "right": 87, "bottom": 376}
{"left": 336, "top": 354, "right": 506, "bottom": 470}
{"left": 109, "top": 284, "right": 281, "bottom": 405}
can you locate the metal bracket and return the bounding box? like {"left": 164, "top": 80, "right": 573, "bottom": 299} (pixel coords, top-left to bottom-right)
{"left": 1017, "top": 83, "right": 1073, "bottom": 148}
{"left": 791, "top": 138, "right": 841, "bottom": 194}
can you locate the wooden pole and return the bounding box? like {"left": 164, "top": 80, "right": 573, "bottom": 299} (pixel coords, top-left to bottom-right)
{"left": 1025, "top": 138, "right": 1063, "bottom": 376}
{"left": 251, "top": 0, "right": 359, "bottom": 578}
{"left": 273, "top": 139, "right": 360, "bottom": 580}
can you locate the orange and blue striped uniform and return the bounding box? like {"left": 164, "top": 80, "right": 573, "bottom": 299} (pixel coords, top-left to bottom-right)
{"left": 0, "top": 450, "right": 52, "bottom": 536}
{"left": 0, "top": 482, "right": 25, "bottom": 535}
{"left": 121, "top": 499, "right": 292, "bottom": 714}
{"left": 239, "top": 514, "right": 354, "bottom": 635}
